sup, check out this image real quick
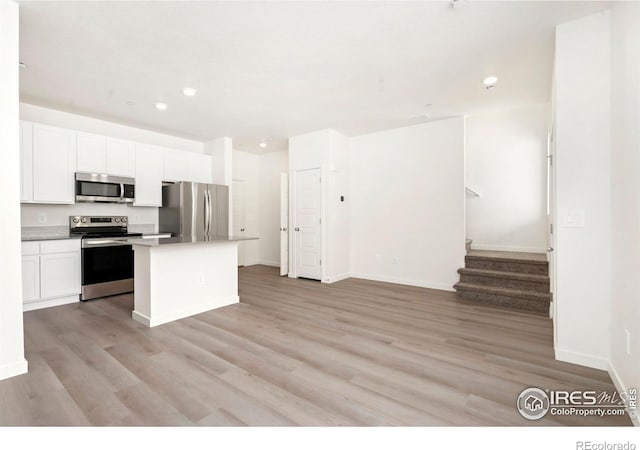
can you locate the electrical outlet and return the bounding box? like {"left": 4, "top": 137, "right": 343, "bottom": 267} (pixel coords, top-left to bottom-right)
{"left": 37, "top": 213, "right": 47, "bottom": 224}
{"left": 625, "top": 329, "right": 631, "bottom": 355}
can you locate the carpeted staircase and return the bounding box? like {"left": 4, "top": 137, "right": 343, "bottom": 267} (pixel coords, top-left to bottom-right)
{"left": 454, "top": 250, "right": 551, "bottom": 315}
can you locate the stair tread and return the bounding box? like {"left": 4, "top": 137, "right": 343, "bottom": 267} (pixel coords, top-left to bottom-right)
{"left": 465, "top": 253, "right": 548, "bottom": 265}
{"left": 453, "top": 282, "right": 551, "bottom": 301}
{"left": 457, "top": 267, "right": 549, "bottom": 282}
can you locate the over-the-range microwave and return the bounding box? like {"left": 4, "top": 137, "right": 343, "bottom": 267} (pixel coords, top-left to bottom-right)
{"left": 75, "top": 173, "right": 135, "bottom": 204}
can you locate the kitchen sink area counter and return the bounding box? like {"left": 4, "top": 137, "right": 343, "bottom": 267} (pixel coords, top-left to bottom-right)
{"left": 130, "top": 234, "right": 258, "bottom": 328}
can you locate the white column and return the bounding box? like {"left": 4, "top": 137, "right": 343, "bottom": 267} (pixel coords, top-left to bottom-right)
{"left": 554, "top": 11, "right": 611, "bottom": 369}
{"left": 204, "top": 137, "right": 233, "bottom": 232}
{"left": 0, "top": 0, "right": 28, "bottom": 380}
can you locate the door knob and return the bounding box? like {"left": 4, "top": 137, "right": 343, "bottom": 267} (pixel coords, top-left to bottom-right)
{"left": 295, "top": 227, "right": 300, "bottom": 231}
{"left": 547, "top": 247, "right": 554, "bottom": 252}
{"left": 241, "top": 228, "right": 245, "bottom": 232}
{"left": 283, "top": 227, "right": 287, "bottom": 231}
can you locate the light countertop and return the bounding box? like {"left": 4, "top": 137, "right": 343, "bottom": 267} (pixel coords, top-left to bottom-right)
{"left": 127, "top": 234, "right": 258, "bottom": 247}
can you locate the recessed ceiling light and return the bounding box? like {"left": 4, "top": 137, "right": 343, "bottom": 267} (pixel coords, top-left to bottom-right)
{"left": 259, "top": 141, "right": 267, "bottom": 148}
{"left": 155, "top": 102, "right": 168, "bottom": 111}
{"left": 18, "top": 61, "right": 27, "bottom": 68}
{"left": 183, "top": 87, "right": 197, "bottom": 97}
{"left": 483, "top": 76, "right": 498, "bottom": 86}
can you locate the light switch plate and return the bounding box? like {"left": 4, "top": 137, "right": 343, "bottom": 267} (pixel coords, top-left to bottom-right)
{"left": 560, "top": 209, "right": 585, "bottom": 228}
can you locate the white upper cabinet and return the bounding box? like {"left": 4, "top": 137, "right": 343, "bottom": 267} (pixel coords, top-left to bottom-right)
{"left": 106, "top": 137, "right": 136, "bottom": 177}
{"left": 20, "top": 121, "right": 34, "bottom": 202}
{"left": 134, "top": 144, "right": 163, "bottom": 207}
{"left": 32, "top": 124, "right": 76, "bottom": 204}
{"left": 77, "top": 133, "right": 135, "bottom": 177}
{"left": 186, "top": 152, "right": 212, "bottom": 184}
{"left": 162, "top": 148, "right": 187, "bottom": 182}
{"left": 76, "top": 131, "right": 107, "bottom": 173}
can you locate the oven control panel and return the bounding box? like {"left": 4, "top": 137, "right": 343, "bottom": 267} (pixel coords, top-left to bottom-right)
{"left": 70, "top": 215, "right": 128, "bottom": 229}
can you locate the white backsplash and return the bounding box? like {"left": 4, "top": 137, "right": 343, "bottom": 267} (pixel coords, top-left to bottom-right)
{"left": 21, "top": 203, "right": 158, "bottom": 231}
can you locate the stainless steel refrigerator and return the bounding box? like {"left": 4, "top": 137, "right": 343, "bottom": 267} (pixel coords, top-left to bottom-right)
{"left": 159, "top": 182, "right": 229, "bottom": 237}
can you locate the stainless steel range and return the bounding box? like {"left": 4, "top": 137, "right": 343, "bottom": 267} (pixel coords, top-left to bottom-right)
{"left": 69, "top": 215, "right": 142, "bottom": 301}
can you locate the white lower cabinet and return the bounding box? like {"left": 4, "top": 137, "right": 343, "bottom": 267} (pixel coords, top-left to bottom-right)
{"left": 22, "top": 239, "right": 81, "bottom": 312}
{"left": 21, "top": 255, "right": 40, "bottom": 303}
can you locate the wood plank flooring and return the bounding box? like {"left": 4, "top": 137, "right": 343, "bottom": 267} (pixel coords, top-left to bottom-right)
{"left": 0, "top": 265, "right": 631, "bottom": 426}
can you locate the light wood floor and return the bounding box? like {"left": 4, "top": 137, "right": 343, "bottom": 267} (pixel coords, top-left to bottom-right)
{"left": 0, "top": 265, "right": 631, "bottom": 426}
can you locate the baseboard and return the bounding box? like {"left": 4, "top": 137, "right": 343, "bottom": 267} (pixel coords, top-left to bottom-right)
{"left": 258, "top": 260, "right": 280, "bottom": 268}
{"left": 554, "top": 347, "right": 609, "bottom": 370}
{"left": 350, "top": 272, "right": 455, "bottom": 292}
{"left": 471, "top": 244, "right": 547, "bottom": 254}
{"left": 23, "top": 295, "right": 79, "bottom": 312}
{"left": 608, "top": 361, "right": 640, "bottom": 426}
{"left": 323, "top": 273, "right": 351, "bottom": 284}
{"left": 0, "top": 358, "right": 28, "bottom": 381}
{"left": 132, "top": 295, "right": 239, "bottom": 328}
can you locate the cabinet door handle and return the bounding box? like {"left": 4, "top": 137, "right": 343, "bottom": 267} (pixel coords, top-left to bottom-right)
{"left": 294, "top": 227, "right": 300, "bottom": 231}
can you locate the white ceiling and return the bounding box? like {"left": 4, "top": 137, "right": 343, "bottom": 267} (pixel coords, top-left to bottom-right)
{"left": 19, "top": 1, "right": 607, "bottom": 152}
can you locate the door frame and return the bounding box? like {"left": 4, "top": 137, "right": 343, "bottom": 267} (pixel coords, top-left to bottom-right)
{"left": 289, "top": 166, "right": 325, "bottom": 281}
{"left": 232, "top": 178, "right": 245, "bottom": 267}
{"left": 280, "top": 173, "right": 289, "bottom": 276}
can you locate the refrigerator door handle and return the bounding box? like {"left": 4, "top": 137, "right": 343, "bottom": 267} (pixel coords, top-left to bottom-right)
{"left": 205, "top": 188, "right": 211, "bottom": 235}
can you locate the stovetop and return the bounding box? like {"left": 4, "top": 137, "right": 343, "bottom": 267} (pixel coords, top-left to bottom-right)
{"left": 69, "top": 215, "right": 142, "bottom": 239}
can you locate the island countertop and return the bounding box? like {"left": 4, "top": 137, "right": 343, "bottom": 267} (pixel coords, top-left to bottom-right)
{"left": 127, "top": 234, "right": 258, "bottom": 247}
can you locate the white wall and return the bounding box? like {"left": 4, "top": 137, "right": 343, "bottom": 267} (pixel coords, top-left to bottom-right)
{"left": 205, "top": 137, "right": 232, "bottom": 186}
{"left": 327, "top": 131, "right": 350, "bottom": 281}
{"left": 0, "top": 0, "right": 28, "bottom": 381}
{"left": 465, "top": 104, "right": 549, "bottom": 253}
{"left": 21, "top": 203, "right": 158, "bottom": 228}
{"left": 21, "top": 103, "right": 203, "bottom": 153}
{"left": 288, "top": 129, "right": 351, "bottom": 282}
{"left": 233, "top": 150, "right": 260, "bottom": 265}
{"left": 350, "top": 118, "right": 465, "bottom": 291}
{"left": 258, "top": 151, "right": 288, "bottom": 266}
{"left": 554, "top": 11, "right": 611, "bottom": 370}
{"left": 609, "top": 1, "right": 640, "bottom": 425}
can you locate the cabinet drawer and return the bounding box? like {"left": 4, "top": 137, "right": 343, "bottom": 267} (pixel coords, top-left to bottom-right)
{"left": 21, "top": 241, "right": 40, "bottom": 256}
{"left": 40, "top": 239, "right": 80, "bottom": 254}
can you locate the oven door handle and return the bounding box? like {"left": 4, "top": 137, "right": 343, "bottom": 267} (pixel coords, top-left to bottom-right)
{"left": 120, "top": 183, "right": 125, "bottom": 201}
{"left": 82, "top": 239, "right": 131, "bottom": 248}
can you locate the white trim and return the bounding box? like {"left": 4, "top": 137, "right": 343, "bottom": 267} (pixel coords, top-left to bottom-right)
{"left": 0, "top": 358, "right": 28, "bottom": 381}
{"left": 554, "top": 347, "right": 609, "bottom": 370}
{"left": 23, "top": 294, "right": 79, "bottom": 312}
{"left": 470, "top": 243, "right": 547, "bottom": 254}
{"left": 323, "top": 273, "right": 351, "bottom": 284}
{"left": 608, "top": 361, "right": 640, "bottom": 426}
{"left": 258, "top": 260, "right": 280, "bottom": 267}
{"left": 350, "top": 272, "right": 455, "bottom": 292}
{"left": 132, "top": 295, "right": 239, "bottom": 328}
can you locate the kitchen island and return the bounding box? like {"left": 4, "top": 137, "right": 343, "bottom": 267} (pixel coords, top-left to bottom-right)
{"left": 128, "top": 235, "right": 257, "bottom": 327}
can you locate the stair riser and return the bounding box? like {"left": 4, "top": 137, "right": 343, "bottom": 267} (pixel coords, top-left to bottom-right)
{"left": 459, "top": 274, "right": 550, "bottom": 293}
{"left": 457, "top": 290, "right": 549, "bottom": 315}
{"left": 465, "top": 258, "right": 548, "bottom": 275}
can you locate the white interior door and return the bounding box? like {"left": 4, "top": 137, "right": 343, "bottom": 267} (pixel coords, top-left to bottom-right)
{"left": 280, "top": 173, "right": 289, "bottom": 276}
{"left": 294, "top": 168, "right": 321, "bottom": 280}
{"left": 232, "top": 179, "right": 245, "bottom": 266}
